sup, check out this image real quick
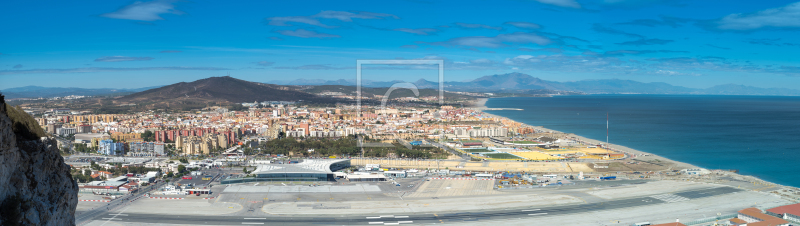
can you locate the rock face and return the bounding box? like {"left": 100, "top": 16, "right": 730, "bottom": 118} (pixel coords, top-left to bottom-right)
{"left": 0, "top": 95, "right": 79, "bottom": 225}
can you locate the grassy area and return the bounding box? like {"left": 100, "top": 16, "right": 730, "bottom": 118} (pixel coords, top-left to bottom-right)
{"left": 461, "top": 148, "right": 494, "bottom": 153}
{"left": 509, "top": 141, "right": 538, "bottom": 144}
{"left": 482, "top": 153, "right": 522, "bottom": 159}
{"left": 4, "top": 103, "right": 48, "bottom": 140}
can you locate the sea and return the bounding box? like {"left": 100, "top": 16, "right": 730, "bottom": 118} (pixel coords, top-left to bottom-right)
{"left": 485, "top": 95, "right": 800, "bottom": 188}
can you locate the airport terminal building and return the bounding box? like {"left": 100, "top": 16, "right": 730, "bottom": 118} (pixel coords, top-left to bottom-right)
{"left": 222, "top": 159, "right": 350, "bottom": 184}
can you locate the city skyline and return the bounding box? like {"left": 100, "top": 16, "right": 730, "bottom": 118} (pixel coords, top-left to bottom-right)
{"left": 2, "top": 0, "right": 800, "bottom": 90}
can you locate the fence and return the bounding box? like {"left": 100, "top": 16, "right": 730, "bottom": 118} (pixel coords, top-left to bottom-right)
{"left": 684, "top": 213, "right": 737, "bottom": 225}
{"left": 78, "top": 191, "right": 126, "bottom": 195}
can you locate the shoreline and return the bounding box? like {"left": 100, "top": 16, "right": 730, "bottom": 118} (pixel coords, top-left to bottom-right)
{"left": 468, "top": 97, "right": 798, "bottom": 191}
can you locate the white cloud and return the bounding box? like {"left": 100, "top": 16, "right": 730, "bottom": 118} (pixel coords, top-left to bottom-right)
{"left": 267, "top": 16, "right": 334, "bottom": 28}
{"left": 469, "top": 58, "right": 496, "bottom": 65}
{"left": 713, "top": 2, "right": 800, "bottom": 30}
{"left": 0, "top": 66, "right": 227, "bottom": 75}
{"left": 255, "top": 61, "right": 275, "bottom": 66}
{"left": 315, "top": 10, "right": 398, "bottom": 21}
{"left": 274, "top": 29, "right": 340, "bottom": 38}
{"left": 394, "top": 28, "right": 439, "bottom": 35}
{"left": 266, "top": 10, "right": 398, "bottom": 28}
{"left": 534, "top": 0, "right": 581, "bottom": 8}
{"left": 428, "top": 32, "right": 551, "bottom": 48}
{"left": 505, "top": 21, "right": 542, "bottom": 29}
{"left": 95, "top": 56, "right": 154, "bottom": 62}
{"left": 454, "top": 23, "right": 503, "bottom": 30}
{"left": 100, "top": 0, "right": 183, "bottom": 21}
{"left": 274, "top": 64, "right": 353, "bottom": 70}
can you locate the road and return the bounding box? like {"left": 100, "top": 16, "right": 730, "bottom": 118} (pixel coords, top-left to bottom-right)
{"left": 82, "top": 186, "right": 741, "bottom": 225}
{"left": 426, "top": 139, "right": 471, "bottom": 160}
{"left": 49, "top": 132, "right": 74, "bottom": 152}
{"left": 75, "top": 181, "right": 166, "bottom": 225}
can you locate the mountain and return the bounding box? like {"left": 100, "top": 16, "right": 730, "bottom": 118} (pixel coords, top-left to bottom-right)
{"left": 115, "top": 76, "right": 324, "bottom": 106}
{"left": 278, "top": 73, "right": 800, "bottom": 96}
{"left": 551, "top": 79, "right": 699, "bottom": 94}
{"left": 703, "top": 84, "right": 800, "bottom": 96}
{"left": 1, "top": 85, "right": 163, "bottom": 99}
{"left": 467, "top": 72, "right": 559, "bottom": 90}
{"left": 302, "top": 85, "right": 473, "bottom": 99}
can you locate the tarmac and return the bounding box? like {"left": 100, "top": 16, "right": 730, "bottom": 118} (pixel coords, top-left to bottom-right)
{"left": 78, "top": 179, "right": 796, "bottom": 226}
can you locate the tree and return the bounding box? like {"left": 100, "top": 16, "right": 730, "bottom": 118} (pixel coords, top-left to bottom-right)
{"left": 242, "top": 166, "right": 249, "bottom": 174}
{"left": 178, "top": 165, "right": 186, "bottom": 173}
{"left": 83, "top": 169, "right": 91, "bottom": 176}
{"left": 142, "top": 130, "right": 155, "bottom": 142}
{"left": 167, "top": 172, "right": 174, "bottom": 178}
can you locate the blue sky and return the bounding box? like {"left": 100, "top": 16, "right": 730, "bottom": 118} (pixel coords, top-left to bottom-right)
{"left": 2, "top": 0, "right": 800, "bottom": 90}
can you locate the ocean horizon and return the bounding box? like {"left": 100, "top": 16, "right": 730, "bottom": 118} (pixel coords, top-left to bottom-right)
{"left": 485, "top": 95, "right": 800, "bottom": 188}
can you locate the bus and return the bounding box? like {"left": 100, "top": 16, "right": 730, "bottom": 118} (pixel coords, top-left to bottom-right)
{"left": 202, "top": 175, "right": 213, "bottom": 181}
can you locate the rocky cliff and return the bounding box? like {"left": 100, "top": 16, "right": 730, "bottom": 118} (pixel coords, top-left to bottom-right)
{"left": 0, "top": 94, "right": 79, "bottom": 225}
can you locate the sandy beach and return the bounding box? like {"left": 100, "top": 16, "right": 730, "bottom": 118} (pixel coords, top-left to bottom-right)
{"left": 470, "top": 97, "right": 698, "bottom": 169}
{"left": 467, "top": 97, "right": 799, "bottom": 191}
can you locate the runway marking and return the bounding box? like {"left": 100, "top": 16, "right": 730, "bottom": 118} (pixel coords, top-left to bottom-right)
{"left": 108, "top": 214, "right": 128, "bottom": 216}
{"left": 100, "top": 218, "right": 121, "bottom": 220}
{"left": 528, "top": 213, "right": 548, "bottom": 216}
{"left": 369, "top": 222, "right": 384, "bottom": 224}
{"left": 522, "top": 209, "right": 541, "bottom": 212}
{"left": 243, "top": 218, "right": 266, "bottom": 220}
{"left": 395, "top": 216, "right": 409, "bottom": 218}
{"left": 650, "top": 194, "right": 690, "bottom": 203}
{"left": 241, "top": 223, "right": 264, "bottom": 225}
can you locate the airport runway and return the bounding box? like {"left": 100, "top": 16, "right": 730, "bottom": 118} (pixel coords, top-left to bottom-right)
{"left": 85, "top": 186, "right": 741, "bottom": 225}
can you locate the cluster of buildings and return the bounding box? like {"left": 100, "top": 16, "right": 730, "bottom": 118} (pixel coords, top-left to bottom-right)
{"left": 32, "top": 100, "right": 550, "bottom": 158}
{"left": 79, "top": 171, "right": 160, "bottom": 194}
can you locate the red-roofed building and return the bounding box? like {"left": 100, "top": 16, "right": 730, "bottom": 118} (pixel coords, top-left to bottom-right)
{"left": 729, "top": 218, "right": 748, "bottom": 225}
{"left": 767, "top": 203, "right": 800, "bottom": 223}
{"left": 732, "top": 207, "right": 790, "bottom": 226}
{"left": 97, "top": 171, "right": 113, "bottom": 178}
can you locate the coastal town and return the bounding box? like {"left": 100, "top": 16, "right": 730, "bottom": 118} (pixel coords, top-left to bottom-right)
{"left": 8, "top": 93, "right": 797, "bottom": 226}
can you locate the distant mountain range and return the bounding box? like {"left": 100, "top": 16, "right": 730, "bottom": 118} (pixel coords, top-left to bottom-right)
{"left": 0, "top": 86, "right": 162, "bottom": 99}
{"left": 271, "top": 72, "right": 800, "bottom": 96}
{"left": 115, "top": 76, "right": 325, "bottom": 105}
{"left": 4, "top": 73, "right": 799, "bottom": 99}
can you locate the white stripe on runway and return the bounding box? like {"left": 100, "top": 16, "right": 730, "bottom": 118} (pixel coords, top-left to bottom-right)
{"left": 100, "top": 218, "right": 121, "bottom": 220}
{"left": 395, "top": 216, "right": 409, "bottom": 218}
{"left": 243, "top": 218, "right": 267, "bottom": 220}
{"left": 367, "top": 217, "right": 382, "bottom": 219}
{"left": 242, "top": 223, "right": 264, "bottom": 225}
{"left": 109, "top": 213, "right": 128, "bottom": 216}
{"left": 398, "top": 221, "right": 413, "bottom": 223}
{"left": 522, "top": 209, "right": 541, "bottom": 212}
{"left": 369, "top": 222, "right": 384, "bottom": 224}
{"left": 528, "top": 213, "right": 548, "bottom": 216}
